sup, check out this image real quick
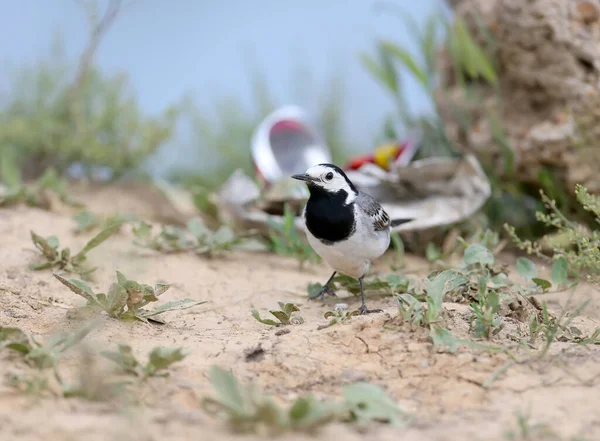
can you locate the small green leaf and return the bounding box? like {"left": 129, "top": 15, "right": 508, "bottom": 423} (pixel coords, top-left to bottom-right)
{"left": 282, "top": 303, "right": 300, "bottom": 316}
{"left": 429, "top": 327, "right": 461, "bottom": 353}
{"left": 359, "top": 51, "right": 399, "bottom": 94}
{"left": 73, "top": 210, "right": 101, "bottom": 232}
{"left": 489, "top": 273, "right": 509, "bottom": 288}
{"left": 516, "top": 257, "right": 537, "bottom": 281}
{"left": 73, "top": 222, "right": 121, "bottom": 260}
{"left": 96, "top": 293, "right": 109, "bottom": 307}
{"left": 106, "top": 283, "right": 128, "bottom": 316}
{"left": 464, "top": 243, "right": 494, "bottom": 267}
{"left": 143, "top": 293, "right": 159, "bottom": 303}
{"left": 425, "top": 242, "right": 442, "bottom": 262}
{"left": 132, "top": 221, "right": 153, "bottom": 241}
{"left": 205, "top": 365, "right": 247, "bottom": 415}
{"left": 53, "top": 273, "right": 98, "bottom": 304}
{"left": 551, "top": 256, "right": 568, "bottom": 285}
{"left": 153, "top": 283, "right": 170, "bottom": 297}
{"left": 342, "top": 382, "right": 406, "bottom": 426}
{"left": 0, "top": 327, "right": 32, "bottom": 354}
{"left": 532, "top": 278, "right": 551, "bottom": 292}
{"left": 46, "top": 236, "right": 60, "bottom": 250}
{"left": 269, "top": 310, "right": 290, "bottom": 325}
{"left": 28, "top": 261, "right": 56, "bottom": 271}
{"left": 116, "top": 271, "right": 128, "bottom": 286}
{"left": 5, "top": 342, "right": 33, "bottom": 354}
{"left": 380, "top": 40, "right": 429, "bottom": 89}
{"left": 426, "top": 270, "right": 465, "bottom": 310}
{"left": 251, "top": 309, "right": 280, "bottom": 326}
{"left": 385, "top": 274, "right": 409, "bottom": 291}
{"left": 213, "top": 226, "right": 236, "bottom": 245}
{"left": 147, "top": 347, "right": 187, "bottom": 374}
{"left": 30, "top": 231, "right": 58, "bottom": 260}
{"left": 289, "top": 395, "right": 336, "bottom": 429}
{"left": 142, "top": 299, "right": 206, "bottom": 318}
{"left": 101, "top": 344, "right": 141, "bottom": 375}
{"left": 186, "top": 218, "right": 210, "bottom": 238}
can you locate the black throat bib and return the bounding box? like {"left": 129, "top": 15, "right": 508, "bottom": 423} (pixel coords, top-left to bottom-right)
{"left": 304, "top": 186, "right": 356, "bottom": 244}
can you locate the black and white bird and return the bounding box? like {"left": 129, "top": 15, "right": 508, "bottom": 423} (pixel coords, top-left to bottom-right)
{"left": 292, "top": 163, "right": 413, "bottom": 314}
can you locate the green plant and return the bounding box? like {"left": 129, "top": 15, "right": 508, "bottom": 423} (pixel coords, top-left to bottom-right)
{"left": 470, "top": 287, "right": 502, "bottom": 339}
{"left": 0, "top": 160, "right": 82, "bottom": 209}
{"left": 268, "top": 204, "right": 319, "bottom": 269}
{"left": 251, "top": 302, "right": 304, "bottom": 327}
{"left": 29, "top": 223, "right": 120, "bottom": 276}
{"left": 53, "top": 271, "right": 205, "bottom": 324}
{"left": 101, "top": 344, "right": 186, "bottom": 379}
{"left": 360, "top": 11, "right": 488, "bottom": 160}
{"left": 321, "top": 304, "right": 361, "bottom": 328}
{"left": 396, "top": 270, "right": 463, "bottom": 330}
{"left": 0, "top": 1, "right": 179, "bottom": 181}
{"left": 201, "top": 366, "right": 407, "bottom": 434}
{"left": 507, "top": 186, "right": 600, "bottom": 286}
{"left": 391, "top": 234, "right": 585, "bottom": 348}
{"left": 72, "top": 210, "right": 137, "bottom": 234}
{"left": 361, "top": 8, "right": 551, "bottom": 236}
{"left": 0, "top": 323, "right": 93, "bottom": 369}
{"left": 132, "top": 218, "right": 253, "bottom": 257}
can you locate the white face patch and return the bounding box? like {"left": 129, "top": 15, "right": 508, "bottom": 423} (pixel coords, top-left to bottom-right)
{"left": 304, "top": 164, "right": 357, "bottom": 204}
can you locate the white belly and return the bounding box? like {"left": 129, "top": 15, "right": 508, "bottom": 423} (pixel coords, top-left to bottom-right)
{"left": 303, "top": 206, "right": 391, "bottom": 279}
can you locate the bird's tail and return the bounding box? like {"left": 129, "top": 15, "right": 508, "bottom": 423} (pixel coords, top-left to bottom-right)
{"left": 391, "top": 218, "right": 414, "bottom": 227}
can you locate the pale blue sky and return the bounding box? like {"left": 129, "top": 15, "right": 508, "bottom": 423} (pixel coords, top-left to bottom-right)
{"left": 0, "top": 0, "right": 448, "bottom": 175}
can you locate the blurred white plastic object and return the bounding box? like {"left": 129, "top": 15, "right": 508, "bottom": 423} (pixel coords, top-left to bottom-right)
{"left": 251, "top": 105, "right": 332, "bottom": 184}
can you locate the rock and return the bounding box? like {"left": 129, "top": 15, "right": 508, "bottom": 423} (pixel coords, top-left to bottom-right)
{"left": 437, "top": 0, "right": 600, "bottom": 195}
{"left": 576, "top": 2, "right": 599, "bottom": 24}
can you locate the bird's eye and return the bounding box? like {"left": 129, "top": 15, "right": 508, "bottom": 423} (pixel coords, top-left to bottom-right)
{"left": 325, "top": 172, "right": 334, "bottom": 180}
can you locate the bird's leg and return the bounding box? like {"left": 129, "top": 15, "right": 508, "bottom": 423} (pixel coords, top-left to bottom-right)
{"left": 309, "top": 271, "right": 337, "bottom": 301}
{"left": 358, "top": 276, "right": 383, "bottom": 314}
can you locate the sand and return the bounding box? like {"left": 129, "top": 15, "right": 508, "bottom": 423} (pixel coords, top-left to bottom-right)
{"left": 1, "top": 189, "right": 600, "bottom": 441}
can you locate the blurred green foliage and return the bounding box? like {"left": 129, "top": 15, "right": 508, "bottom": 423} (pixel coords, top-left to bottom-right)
{"left": 360, "top": 8, "right": 554, "bottom": 239}
{"left": 507, "top": 184, "right": 600, "bottom": 288}
{"left": 171, "top": 69, "right": 352, "bottom": 192}
{"left": 0, "top": 0, "right": 352, "bottom": 194}
{"left": 0, "top": 36, "right": 179, "bottom": 181}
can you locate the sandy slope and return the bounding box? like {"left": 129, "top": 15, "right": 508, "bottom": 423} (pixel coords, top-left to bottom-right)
{"left": 1, "top": 199, "right": 600, "bottom": 441}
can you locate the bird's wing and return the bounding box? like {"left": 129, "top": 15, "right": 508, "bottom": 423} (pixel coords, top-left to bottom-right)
{"left": 356, "top": 192, "right": 391, "bottom": 231}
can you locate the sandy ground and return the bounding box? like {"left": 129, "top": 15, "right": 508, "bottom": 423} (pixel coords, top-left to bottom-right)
{"left": 1, "top": 191, "right": 600, "bottom": 441}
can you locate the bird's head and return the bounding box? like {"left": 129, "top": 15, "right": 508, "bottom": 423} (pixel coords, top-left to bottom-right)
{"left": 292, "top": 163, "right": 358, "bottom": 202}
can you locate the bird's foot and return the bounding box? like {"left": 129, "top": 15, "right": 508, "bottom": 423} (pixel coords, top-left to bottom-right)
{"left": 358, "top": 304, "right": 383, "bottom": 315}
{"left": 309, "top": 285, "right": 337, "bottom": 301}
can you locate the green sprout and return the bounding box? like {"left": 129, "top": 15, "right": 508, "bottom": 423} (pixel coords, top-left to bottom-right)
{"left": 251, "top": 302, "right": 304, "bottom": 327}
{"left": 0, "top": 323, "right": 93, "bottom": 369}
{"left": 201, "top": 366, "right": 408, "bottom": 434}
{"left": 72, "top": 210, "right": 138, "bottom": 234}
{"left": 321, "top": 304, "right": 361, "bottom": 329}
{"left": 29, "top": 223, "right": 121, "bottom": 277}
{"left": 132, "top": 218, "right": 253, "bottom": 257}
{"left": 101, "top": 344, "right": 187, "bottom": 379}
{"left": 53, "top": 271, "right": 206, "bottom": 324}
{"left": 268, "top": 204, "right": 320, "bottom": 269}
{"left": 0, "top": 162, "right": 83, "bottom": 210}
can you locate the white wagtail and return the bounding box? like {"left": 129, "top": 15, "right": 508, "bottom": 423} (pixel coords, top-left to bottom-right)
{"left": 292, "top": 163, "right": 413, "bottom": 314}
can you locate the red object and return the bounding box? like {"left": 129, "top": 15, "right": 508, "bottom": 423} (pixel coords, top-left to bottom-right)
{"left": 346, "top": 154, "right": 376, "bottom": 170}
{"left": 345, "top": 140, "right": 415, "bottom": 172}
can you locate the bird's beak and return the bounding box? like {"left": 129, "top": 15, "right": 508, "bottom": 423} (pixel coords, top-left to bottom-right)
{"left": 291, "top": 173, "right": 315, "bottom": 182}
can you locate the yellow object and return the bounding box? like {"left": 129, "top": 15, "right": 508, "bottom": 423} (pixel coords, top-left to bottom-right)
{"left": 372, "top": 142, "right": 401, "bottom": 170}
